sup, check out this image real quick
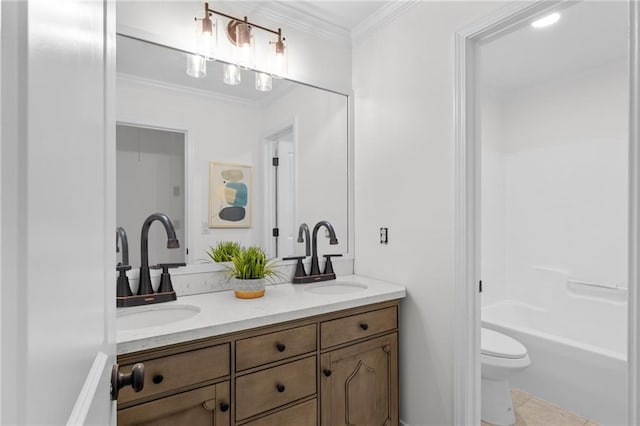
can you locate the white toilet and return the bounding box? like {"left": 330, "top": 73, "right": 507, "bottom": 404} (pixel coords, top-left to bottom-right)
{"left": 481, "top": 328, "right": 531, "bottom": 426}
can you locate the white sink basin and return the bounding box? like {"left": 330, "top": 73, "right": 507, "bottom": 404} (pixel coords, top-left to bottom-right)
{"left": 118, "top": 304, "right": 201, "bottom": 331}
{"left": 305, "top": 281, "right": 368, "bottom": 295}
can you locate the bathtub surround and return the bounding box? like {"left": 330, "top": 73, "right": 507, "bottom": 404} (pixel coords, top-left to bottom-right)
{"left": 481, "top": 60, "right": 629, "bottom": 306}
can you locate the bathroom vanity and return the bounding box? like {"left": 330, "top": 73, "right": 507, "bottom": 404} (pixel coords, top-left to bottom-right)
{"left": 116, "top": 276, "right": 405, "bottom": 425}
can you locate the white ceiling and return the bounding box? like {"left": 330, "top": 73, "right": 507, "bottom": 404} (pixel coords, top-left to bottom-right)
{"left": 480, "top": 1, "right": 628, "bottom": 94}
{"left": 278, "top": 1, "right": 388, "bottom": 30}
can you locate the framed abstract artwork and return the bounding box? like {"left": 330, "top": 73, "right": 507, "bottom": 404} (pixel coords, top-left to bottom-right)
{"left": 209, "top": 162, "right": 252, "bottom": 228}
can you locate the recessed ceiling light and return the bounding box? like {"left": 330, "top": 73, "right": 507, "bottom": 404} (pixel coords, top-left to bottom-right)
{"left": 531, "top": 12, "right": 560, "bottom": 29}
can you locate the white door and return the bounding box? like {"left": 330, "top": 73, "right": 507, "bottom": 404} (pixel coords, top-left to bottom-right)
{"left": 1, "top": 1, "right": 117, "bottom": 424}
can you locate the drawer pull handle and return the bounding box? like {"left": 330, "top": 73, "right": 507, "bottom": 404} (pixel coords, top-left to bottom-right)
{"left": 220, "top": 402, "right": 230, "bottom": 412}
{"left": 360, "top": 323, "right": 369, "bottom": 331}
{"left": 152, "top": 374, "right": 164, "bottom": 384}
{"left": 323, "top": 369, "right": 332, "bottom": 377}
{"left": 276, "top": 383, "right": 286, "bottom": 393}
{"left": 276, "top": 342, "right": 286, "bottom": 352}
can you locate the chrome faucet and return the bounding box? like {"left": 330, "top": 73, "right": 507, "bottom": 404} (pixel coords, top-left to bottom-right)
{"left": 309, "top": 220, "right": 338, "bottom": 276}
{"left": 137, "top": 213, "right": 180, "bottom": 296}
{"left": 297, "top": 223, "right": 311, "bottom": 257}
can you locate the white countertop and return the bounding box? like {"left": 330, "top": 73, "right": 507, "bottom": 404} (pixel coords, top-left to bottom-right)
{"left": 117, "top": 275, "right": 406, "bottom": 355}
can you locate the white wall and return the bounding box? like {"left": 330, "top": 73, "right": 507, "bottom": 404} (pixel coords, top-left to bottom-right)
{"left": 352, "top": 2, "right": 503, "bottom": 424}
{"left": 481, "top": 60, "right": 628, "bottom": 305}
{"left": 117, "top": 76, "right": 264, "bottom": 263}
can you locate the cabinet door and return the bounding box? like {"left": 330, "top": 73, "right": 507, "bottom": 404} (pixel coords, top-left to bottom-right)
{"left": 118, "top": 381, "right": 230, "bottom": 426}
{"left": 320, "top": 333, "right": 398, "bottom": 426}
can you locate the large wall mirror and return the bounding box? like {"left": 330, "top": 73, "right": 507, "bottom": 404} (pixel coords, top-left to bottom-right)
{"left": 116, "top": 34, "right": 349, "bottom": 267}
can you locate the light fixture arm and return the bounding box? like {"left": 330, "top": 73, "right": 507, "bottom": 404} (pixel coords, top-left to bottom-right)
{"left": 205, "top": 5, "right": 282, "bottom": 37}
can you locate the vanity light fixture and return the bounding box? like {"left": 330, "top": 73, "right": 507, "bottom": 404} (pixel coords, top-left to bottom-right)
{"left": 190, "top": 2, "right": 288, "bottom": 86}
{"left": 531, "top": 12, "right": 560, "bottom": 28}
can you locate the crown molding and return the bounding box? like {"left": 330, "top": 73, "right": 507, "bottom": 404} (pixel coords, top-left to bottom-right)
{"left": 253, "top": 2, "right": 351, "bottom": 43}
{"left": 116, "top": 73, "right": 261, "bottom": 109}
{"left": 352, "top": 0, "right": 419, "bottom": 46}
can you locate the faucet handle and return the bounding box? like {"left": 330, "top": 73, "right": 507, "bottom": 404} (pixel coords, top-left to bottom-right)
{"left": 322, "top": 254, "right": 342, "bottom": 275}
{"left": 283, "top": 256, "right": 307, "bottom": 279}
{"left": 151, "top": 263, "right": 185, "bottom": 294}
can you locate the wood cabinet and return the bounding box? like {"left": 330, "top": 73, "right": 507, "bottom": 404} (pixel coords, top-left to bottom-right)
{"left": 320, "top": 334, "right": 398, "bottom": 426}
{"left": 117, "top": 300, "right": 400, "bottom": 426}
{"left": 119, "top": 382, "right": 230, "bottom": 426}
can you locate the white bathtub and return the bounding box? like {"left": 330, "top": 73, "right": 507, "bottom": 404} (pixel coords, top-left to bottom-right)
{"left": 482, "top": 300, "right": 627, "bottom": 425}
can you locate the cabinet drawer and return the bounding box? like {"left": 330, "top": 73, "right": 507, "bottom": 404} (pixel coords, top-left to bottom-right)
{"left": 243, "top": 398, "right": 317, "bottom": 426}
{"left": 118, "top": 343, "right": 230, "bottom": 404}
{"left": 119, "top": 382, "right": 230, "bottom": 426}
{"left": 235, "top": 356, "right": 316, "bottom": 421}
{"left": 321, "top": 306, "right": 397, "bottom": 348}
{"left": 236, "top": 324, "right": 316, "bottom": 371}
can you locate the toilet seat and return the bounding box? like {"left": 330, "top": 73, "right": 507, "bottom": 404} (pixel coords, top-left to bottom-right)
{"left": 481, "top": 328, "right": 527, "bottom": 359}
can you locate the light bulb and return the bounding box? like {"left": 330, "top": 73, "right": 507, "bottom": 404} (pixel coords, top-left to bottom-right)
{"left": 186, "top": 54, "right": 206, "bottom": 78}
{"left": 255, "top": 72, "right": 272, "bottom": 92}
{"left": 271, "top": 37, "right": 288, "bottom": 78}
{"left": 223, "top": 63, "right": 241, "bottom": 85}
{"left": 196, "top": 15, "right": 217, "bottom": 59}
{"left": 235, "top": 22, "right": 255, "bottom": 69}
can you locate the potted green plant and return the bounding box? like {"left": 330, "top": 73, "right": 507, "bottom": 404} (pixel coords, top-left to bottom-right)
{"left": 206, "top": 241, "right": 242, "bottom": 263}
{"left": 223, "top": 246, "right": 281, "bottom": 299}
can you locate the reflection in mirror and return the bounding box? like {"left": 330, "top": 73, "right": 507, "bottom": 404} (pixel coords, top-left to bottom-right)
{"left": 116, "top": 125, "right": 186, "bottom": 267}
{"left": 116, "top": 34, "right": 348, "bottom": 265}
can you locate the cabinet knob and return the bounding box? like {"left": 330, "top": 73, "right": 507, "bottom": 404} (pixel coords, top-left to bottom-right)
{"left": 276, "top": 383, "right": 286, "bottom": 393}
{"left": 323, "top": 369, "right": 332, "bottom": 377}
{"left": 276, "top": 342, "right": 286, "bottom": 352}
{"left": 152, "top": 374, "right": 164, "bottom": 384}
{"left": 219, "top": 402, "right": 230, "bottom": 412}
{"left": 360, "top": 323, "right": 369, "bottom": 331}
{"left": 110, "top": 363, "right": 144, "bottom": 400}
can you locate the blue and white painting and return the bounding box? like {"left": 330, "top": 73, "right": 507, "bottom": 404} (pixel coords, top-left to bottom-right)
{"left": 209, "top": 162, "right": 252, "bottom": 228}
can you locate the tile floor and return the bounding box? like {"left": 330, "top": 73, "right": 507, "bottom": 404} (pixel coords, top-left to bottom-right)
{"left": 481, "top": 388, "right": 600, "bottom": 426}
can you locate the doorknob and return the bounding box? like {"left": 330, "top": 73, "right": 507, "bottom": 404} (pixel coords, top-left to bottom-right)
{"left": 111, "top": 363, "right": 144, "bottom": 400}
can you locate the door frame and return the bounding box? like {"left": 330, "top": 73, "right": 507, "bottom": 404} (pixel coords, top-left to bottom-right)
{"left": 261, "top": 117, "right": 299, "bottom": 259}
{"left": 453, "top": 1, "right": 640, "bottom": 424}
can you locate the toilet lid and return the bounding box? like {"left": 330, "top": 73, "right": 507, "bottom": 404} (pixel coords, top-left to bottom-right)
{"left": 481, "top": 328, "right": 527, "bottom": 359}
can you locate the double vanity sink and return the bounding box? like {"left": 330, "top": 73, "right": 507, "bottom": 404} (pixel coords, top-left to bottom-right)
{"left": 116, "top": 275, "right": 405, "bottom": 426}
